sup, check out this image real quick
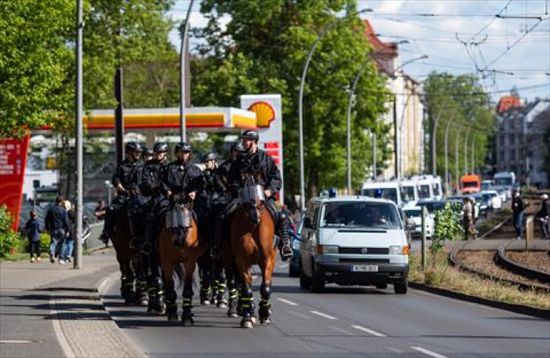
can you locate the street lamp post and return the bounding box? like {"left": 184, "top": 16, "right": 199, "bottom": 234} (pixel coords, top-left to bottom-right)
{"left": 464, "top": 129, "right": 471, "bottom": 175}
{"left": 298, "top": 8, "right": 372, "bottom": 212}
{"left": 455, "top": 131, "right": 460, "bottom": 194}
{"left": 443, "top": 118, "right": 453, "bottom": 195}
{"left": 179, "top": 0, "right": 195, "bottom": 143}
{"left": 74, "top": 0, "right": 83, "bottom": 269}
{"left": 471, "top": 135, "right": 475, "bottom": 173}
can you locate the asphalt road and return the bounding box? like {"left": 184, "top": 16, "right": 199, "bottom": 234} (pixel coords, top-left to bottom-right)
{"left": 102, "top": 261, "right": 549, "bottom": 358}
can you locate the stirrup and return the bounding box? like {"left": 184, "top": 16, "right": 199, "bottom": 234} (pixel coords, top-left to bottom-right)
{"left": 280, "top": 246, "right": 293, "bottom": 261}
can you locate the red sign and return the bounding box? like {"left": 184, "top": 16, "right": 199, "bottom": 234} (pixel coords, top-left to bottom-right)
{"left": 0, "top": 136, "right": 30, "bottom": 230}
{"left": 264, "top": 142, "right": 279, "bottom": 149}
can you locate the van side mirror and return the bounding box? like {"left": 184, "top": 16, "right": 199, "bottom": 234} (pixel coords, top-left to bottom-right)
{"left": 303, "top": 217, "right": 313, "bottom": 229}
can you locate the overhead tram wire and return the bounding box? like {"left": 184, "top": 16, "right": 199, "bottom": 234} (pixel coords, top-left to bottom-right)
{"left": 470, "top": 0, "right": 514, "bottom": 41}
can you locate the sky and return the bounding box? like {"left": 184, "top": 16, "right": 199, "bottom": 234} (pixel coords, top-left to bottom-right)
{"left": 168, "top": 0, "right": 550, "bottom": 104}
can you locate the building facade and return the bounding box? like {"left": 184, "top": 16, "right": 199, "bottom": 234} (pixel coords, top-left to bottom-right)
{"left": 496, "top": 97, "right": 550, "bottom": 188}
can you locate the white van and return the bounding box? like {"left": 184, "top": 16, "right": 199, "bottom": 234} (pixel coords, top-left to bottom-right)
{"left": 400, "top": 178, "right": 419, "bottom": 208}
{"left": 413, "top": 175, "right": 434, "bottom": 201}
{"left": 298, "top": 196, "right": 410, "bottom": 294}
{"left": 361, "top": 181, "right": 402, "bottom": 207}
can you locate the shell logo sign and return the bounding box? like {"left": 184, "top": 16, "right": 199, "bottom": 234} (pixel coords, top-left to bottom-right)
{"left": 247, "top": 101, "right": 276, "bottom": 128}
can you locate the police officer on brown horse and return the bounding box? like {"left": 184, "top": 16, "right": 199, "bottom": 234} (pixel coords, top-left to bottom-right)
{"left": 227, "top": 130, "right": 293, "bottom": 260}
{"left": 100, "top": 141, "right": 144, "bottom": 245}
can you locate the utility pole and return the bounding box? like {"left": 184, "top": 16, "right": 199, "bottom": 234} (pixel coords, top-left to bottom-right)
{"left": 455, "top": 131, "right": 460, "bottom": 194}
{"left": 471, "top": 136, "right": 475, "bottom": 173}
{"left": 393, "top": 95, "right": 398, "bottom": 178}
{"left": 464, "top": 129, "right": 471, "bottom": 175}
{"left": 74, "top": 0, "right": 83, "bottom": 269}
{"left": 444, "top": 119, "right": 452, "bottom": 195}
{"left": 373, "top": 132, "right": 377, "bottom": 179}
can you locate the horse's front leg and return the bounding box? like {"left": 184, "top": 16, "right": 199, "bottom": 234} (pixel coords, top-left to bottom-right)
{"left": 238, "top": 267, "right": 254, "bottom": 329}
{"left": 135, "top": 255, "right": 149, "bottom": 306}
{"left": 226, "top": 266, "right": 239, "bottom": 317}
{"left": 162, "top": 262, "right": 178, "bottom": 321}
{"left": 181, "top": 261, "right": 196, "bottom": 326}
{"left": 259, "top": 246, "right": 275, "bottom": 324}
{"left": 122, "top": 260, "right": 137, "bottom": 305}
{"left": 215, "top": 268, "right": 228, "bottom": 309}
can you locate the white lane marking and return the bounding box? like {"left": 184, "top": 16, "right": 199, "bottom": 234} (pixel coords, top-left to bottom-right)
{"left": 327, "top": 325, "right": 352, "bottom": 335}
{"left": 411, "top": 346, "right": 448, "bottom": 358}
{"left": 351, "top": 325, "right": 386, "bottom": 337}
{"left": 0, "top": 340, "right": 33, "bottom": 344}
{"left": 49, "top": 298, "right": 76, "bottom": 358}
{"left": 286, "top": 310, "right": 312, "bottom": 320}
{"left": 310, "top": 310, "right": 337, "bottom": 320}
{"left": 277, "top": 298, "right": 298, "bottom": 306}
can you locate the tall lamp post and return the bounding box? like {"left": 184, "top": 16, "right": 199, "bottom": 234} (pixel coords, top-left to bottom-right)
{"left": 443, "top": 116, "right": 455, "bottom": 195}
{"left": 464, "top": 129, "right": 471, "bottom": 175}
{"left": 298, "top": 8, "right": 372, "bottom": 212}
{"left": 74, "top": 0, "right": 83, "bottom": 269}
{"left": 179, "top": 0, "right": 195, "bottom": 143}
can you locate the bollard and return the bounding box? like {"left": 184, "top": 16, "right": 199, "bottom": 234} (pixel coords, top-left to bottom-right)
{"left": 525, "top": 216, "right": 534, "bottom": 251}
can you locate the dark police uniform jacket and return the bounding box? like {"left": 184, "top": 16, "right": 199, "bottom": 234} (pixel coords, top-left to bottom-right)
{"left": 139, "top": 159, "right": 169, "bottom": 197}
{"left": 112, "top": 159, "right": 143, "bottom": 191}
{"left": 161, "top": 160, "right": 203, "bottom": 196}
{"left": 227, "top": 149, "right": 281, "bottom": 197}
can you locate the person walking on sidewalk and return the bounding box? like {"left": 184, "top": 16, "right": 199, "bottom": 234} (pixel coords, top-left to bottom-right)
{"left": 45, "top": 196, "right": 70, "bottom": 263}
{"left": 59, "top": 200, "right": 75, "bottom": 264}
{"left": 536, "top": 193, "right": 549, "bottom": 239}
{"left": 512, "top": 189, "right": 528, "bottom": 240}
{"left": 24, "top": 211, "right": 41, "bottom": 263}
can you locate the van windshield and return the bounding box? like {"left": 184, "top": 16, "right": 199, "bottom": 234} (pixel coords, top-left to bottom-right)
{"left": 401, "top": 186, "right": 416, "bottom": 202}
{"left": 418, "top": 185, "right": 431, "bottom": 199}
{"left": 494, "top": 178, "right": 513, "bottom": 186}
{"left": 463, "top": 181, "right": 478, "bottom": 188}
{"left": 321, "top": 202, "right": 402, "bottom": 230}
{"left": 362, "top": 188, "right": 398, "bottom": 203}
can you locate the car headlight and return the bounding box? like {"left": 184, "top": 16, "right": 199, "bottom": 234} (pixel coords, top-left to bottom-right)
{"left": 390, "top": 245, "right": 409, "bottom": 255}
{"left": 316, "top": 245, "right": 338, "bottom": 254}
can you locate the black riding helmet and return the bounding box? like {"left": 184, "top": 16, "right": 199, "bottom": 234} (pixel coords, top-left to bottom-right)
{"left": 240, "top": 130, "right": 259, "bottom": 142}
{"left": 125, "top": 142, "right": 142, "bottom": 153}
{"left": 143, "top": 147, "right": 154, "bottom": 156}
{"left": 201, "top": 152, "right": 217, "bottom": 162}
{"left": 174, "top": 142, "right": 192, "bottom": 153}
{"left": 153, "top": 142, "right": 169, "bottom": 153}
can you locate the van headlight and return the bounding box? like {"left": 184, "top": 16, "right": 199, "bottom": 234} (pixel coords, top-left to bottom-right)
{"left": 390, "top": 245, "right": 409, "bottom": 255}
{"left": 316, "top": 245, "right": 338, "bottom": 254}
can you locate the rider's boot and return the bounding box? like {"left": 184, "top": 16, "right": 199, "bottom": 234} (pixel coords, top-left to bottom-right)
{"left": 277, "top": 211, "right": 293, "bottom": 261}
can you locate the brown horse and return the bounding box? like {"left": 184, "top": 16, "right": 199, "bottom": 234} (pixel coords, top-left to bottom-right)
{"left": 109, "top": 206, "right": 148, "bottom": 306}
{"left": 230, "top": 185, "right": 277, "bottom": 328}
{"left": 158, "top": 204, "right": 207, "bottom": 324}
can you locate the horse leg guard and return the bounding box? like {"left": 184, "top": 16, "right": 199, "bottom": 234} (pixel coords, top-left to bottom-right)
{"left": 147, "top": 277, "right": 166, "bottom": 315}
{"left": 135, "top": 280, "right": 149, "bottom": 306}
{"left": 239, "top": 285, "right": 254, "bottom": 329}
{"left": 227, "top": 287, "right": 238, "bottom": 317}
{"left": 216, "top": 280, "right": 227, "bottom": 308}
{"left": 259, "top": 283, "right": 272, "bottom": 324}
{"left": 165, "top": 290, "right": 178, "bottom": 322}
{"left": 121, "top": 275, "right": 136, "bottom": 305}
{"left": 181, "top": 286, "right": 194, "bottom": 326}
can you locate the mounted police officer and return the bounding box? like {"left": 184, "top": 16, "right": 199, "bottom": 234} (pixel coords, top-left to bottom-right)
{"left": 99, "top": 142, "right": 143, "bottom": 244}
{"left": 218, "top": 142, "right": 241, "bottom": 189}
{"left": 227, "top": 130, "right": 293, "bottom": 260}
{"left": 161, "top": 142, "right": 202, "bottom": 245}
{"left": 139, "top": 142, "right": 170, "bottom": 314}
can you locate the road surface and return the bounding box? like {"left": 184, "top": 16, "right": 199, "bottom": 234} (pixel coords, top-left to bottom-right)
{"left": 101, "top": 261, "right": 549, "bottom": 358}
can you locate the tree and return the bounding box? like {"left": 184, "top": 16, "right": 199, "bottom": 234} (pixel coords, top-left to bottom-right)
{"left": 0, "top": 0, "right": 74, "bottom": 138}
{"left": 192, "top": 0, "right": 391, "bottom": 199}
{"left": 423, "top": 73, "right": 495, "bottom": 190}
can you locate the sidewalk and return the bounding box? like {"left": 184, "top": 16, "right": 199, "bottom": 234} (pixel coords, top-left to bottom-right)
{"left": 0, "top": 249, "right": 145, "bottom": 358}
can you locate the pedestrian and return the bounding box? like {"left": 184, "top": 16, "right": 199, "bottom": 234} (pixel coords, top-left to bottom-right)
{"left": 94, "top": 199, "right": 107, "bottom": 221}
{"left": 44, "top": 196, "right": 70, "bottom": 264}
{"left": 536, "top": 193, "right": 549, "bottom": 239}
{"left": 462, "top": 196, "right": 477, "bottom": 240}
{"left": 511, "top": 189, "right": 528, "bottom": 240}
{"left": 59, "top": 200, "right": 75, "bottom": 264}
{"left": 24, "top": 211, "right": 41, "bottom": 263}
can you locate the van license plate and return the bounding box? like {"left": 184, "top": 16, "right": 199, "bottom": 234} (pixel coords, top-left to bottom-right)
{"left": 351, "top": 265, "right": 378, "bottom": 272}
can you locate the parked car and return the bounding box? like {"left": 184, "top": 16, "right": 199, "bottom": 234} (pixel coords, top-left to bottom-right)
{"left": 471, "top": 193, "right": 490, "bottom": 217}
{"left": 482, "top": 190, "right": 503, "bottom": 210}
{"left": 403, "top": 206, "right": 434, "bottom": 239}
{"left": 298, "top": 196, "right": 410, "bottom": 294}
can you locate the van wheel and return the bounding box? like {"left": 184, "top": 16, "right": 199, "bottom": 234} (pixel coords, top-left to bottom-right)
{"left": 299, "top": 263, "right": 311, "bottom": 290}
{"left": 394, "top": 280, "right": 408, "bottom": 294}
{"left": 311, "top": 265, "right": 325, "bottom": 293}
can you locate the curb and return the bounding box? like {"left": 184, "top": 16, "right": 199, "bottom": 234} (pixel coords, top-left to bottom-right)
{"left": 409, "top": 282, "right": 550, "bottom": 320}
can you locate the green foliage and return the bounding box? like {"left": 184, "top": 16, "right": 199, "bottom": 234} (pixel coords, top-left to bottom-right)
{"left": 0, "top": 0, "right": 74, "bottom": 138}
{"left": 431, "top": 202, "right": 461, "bottom": 266}
{"left": 0, "top": 206, "right": 21, "bottom": 258}
{"left": 192, "top": 0, "right": 391, "bottom": 198}
{"left": 423, "top": 73, "right": 495, "bottom": 188}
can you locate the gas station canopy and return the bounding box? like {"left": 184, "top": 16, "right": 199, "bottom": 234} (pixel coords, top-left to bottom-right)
{"left": 83, "top": 107, "right": 257, "bottom": 131}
